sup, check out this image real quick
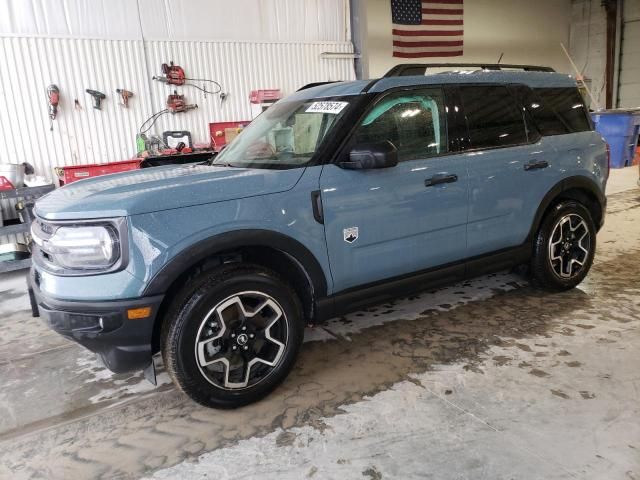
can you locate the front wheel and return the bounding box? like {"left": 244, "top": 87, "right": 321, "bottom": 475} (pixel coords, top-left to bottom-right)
{"left": 161, "top": 264, "right": 304, "bottom": 408}
{"left": 530, "top": 201, "right": 596, "bottom": 291}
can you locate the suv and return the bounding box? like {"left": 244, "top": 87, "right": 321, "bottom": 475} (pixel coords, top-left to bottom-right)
{"left": 29, "top": 65, "right": 608, "bottom": 408}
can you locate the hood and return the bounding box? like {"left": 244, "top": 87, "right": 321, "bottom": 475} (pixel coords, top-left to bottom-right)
{"left": 35, "top": 164, "right": 304, "bottom": 220}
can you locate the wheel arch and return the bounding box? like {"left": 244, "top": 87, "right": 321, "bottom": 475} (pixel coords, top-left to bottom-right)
{"left": 528, "top": 175, "right": 606, "bottom": 243}
{"left": 145, "top": 229, "right": 329, "bottom": 352}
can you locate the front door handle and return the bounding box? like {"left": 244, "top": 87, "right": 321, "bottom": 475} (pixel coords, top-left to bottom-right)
{"left": 524, "top": 160, "right": 549, "bottom": 171}
{"left": 425, "top": 173, "right": 458, "bottom": 187}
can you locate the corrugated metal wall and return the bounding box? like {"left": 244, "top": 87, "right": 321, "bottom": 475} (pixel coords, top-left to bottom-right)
{"left": 145, "top": 40, "right": 355, "bottom": 143}
{"left": 0, "top": 37, "right": 355, "bottom": 181}
{"left": 0, "top": 36, "right": 354, "bottom": 242}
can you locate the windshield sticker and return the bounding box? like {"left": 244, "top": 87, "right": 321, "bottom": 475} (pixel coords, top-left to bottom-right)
{"left": 306, "top": 101, "right": 349, "bottom": 115}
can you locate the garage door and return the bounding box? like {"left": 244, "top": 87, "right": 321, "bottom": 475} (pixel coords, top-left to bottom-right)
{"left": 618, "top": 0, "right": 640, "bottom": 108}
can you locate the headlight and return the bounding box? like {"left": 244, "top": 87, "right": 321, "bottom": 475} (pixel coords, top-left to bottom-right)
{"left": 32, "top": 219, "right": 124, "bottom": 273}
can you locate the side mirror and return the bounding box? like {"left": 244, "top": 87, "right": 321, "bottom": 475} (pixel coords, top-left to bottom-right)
{"left": 340, "top": 140, "right": 399, "bottom": 170}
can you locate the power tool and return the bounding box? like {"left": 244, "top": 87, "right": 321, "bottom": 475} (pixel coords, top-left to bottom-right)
{"left": 138, "top": 92, "right": 198, "bottom": 135}
{"left": 86, "top": 89, "right": 106, "bottom": 110}
{"left": 46, "top": 84, "right": 60, "bottom": 131}
{"left": 154, "top": 62, "right": 186, "bottom": 86}
{"left": 116, "top": 89, "right": 134, "bottom": 108}
{"left": 166, "top": 91, "right": 197, "bottom": 113}
{"left": 152, "top": 61, "right": 223, "bottom": 95}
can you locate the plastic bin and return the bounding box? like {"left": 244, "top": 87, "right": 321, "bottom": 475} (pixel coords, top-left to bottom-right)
{"left": 591, "top": 110, "right": 640, "bottom": 168}
{"left": 57, "top": 159, "right": 142, "bottom": 185}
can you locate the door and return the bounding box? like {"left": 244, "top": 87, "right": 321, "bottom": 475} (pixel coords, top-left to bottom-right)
{"left": 319, "top": 87, "right": 469, "bottom": 293}
{"left": 459, "top": 84, "right": 557, "bottom": 257}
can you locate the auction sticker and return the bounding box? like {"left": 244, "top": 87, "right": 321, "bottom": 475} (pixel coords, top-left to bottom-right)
{"left": 306, "top": 101, "right": 349, "bottom": 114}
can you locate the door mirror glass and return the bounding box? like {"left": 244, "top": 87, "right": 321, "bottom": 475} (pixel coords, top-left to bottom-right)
{"left": 341, "top": 140, "right": 399, "bottom": 170}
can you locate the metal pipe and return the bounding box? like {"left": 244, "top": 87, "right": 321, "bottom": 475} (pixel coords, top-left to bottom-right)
{"left": 349, "top": 0, "right": 365, "bottom": 79}
{"left": 611, "top": 0, "right": 623, "bottom": 107}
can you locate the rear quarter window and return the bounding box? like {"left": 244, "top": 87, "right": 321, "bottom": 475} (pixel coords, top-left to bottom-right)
{"left": 527, "top": 87, "right": 591, "bottom": 135}
{"left": 460, "top": 85, "right": 528, "bottom": 149}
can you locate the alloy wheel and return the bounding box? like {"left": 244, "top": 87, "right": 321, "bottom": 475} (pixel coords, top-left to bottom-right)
{"left": 548, "top": 213, "right": 591, "bottom": 279}
{"left": 194, "top": 291, "right": 289, "bottom": 390}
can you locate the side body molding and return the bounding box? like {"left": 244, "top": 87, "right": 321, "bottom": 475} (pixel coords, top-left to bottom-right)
{"left": 142, "top": 229, "right": 328, "bottom": 298}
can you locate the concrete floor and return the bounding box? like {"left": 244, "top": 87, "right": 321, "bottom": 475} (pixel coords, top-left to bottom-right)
{"left": 0, "top": 167, "right": 638, "bottom": 479}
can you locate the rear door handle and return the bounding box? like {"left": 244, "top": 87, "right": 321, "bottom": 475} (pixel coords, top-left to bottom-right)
{"left": 425, "top": 173, "right": 458, "bottom": 187}
{"left": 524, "top": 160, "right": 549, "bottom": 171}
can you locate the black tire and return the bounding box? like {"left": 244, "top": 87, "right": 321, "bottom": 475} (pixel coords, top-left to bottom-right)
{"left": 530, "top": 200, "right": 596, "bottom": 291}
{"left": 161, "top": 263, "right": 304, "bottom": 408}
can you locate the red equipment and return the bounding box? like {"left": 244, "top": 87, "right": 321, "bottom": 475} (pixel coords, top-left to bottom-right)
{"left": 47, "top": 84, "right": 60, "bottom": 131}
{"left": 155, "top": 62, "right": 186, "bottom": 86}
{"left": 116, "top": 88, "right": 134, "bottom": 108}
{"left": 209, "top": 121, "right": 251, "bottom": 151}
{"left": 166, "top": 91, "right": 197, "bottom": 113}
{"left": 56, "top": 159, "right": 142, "bottom": 185}
{"left": 152, "top": 61, "right": 222, "bottom": 95}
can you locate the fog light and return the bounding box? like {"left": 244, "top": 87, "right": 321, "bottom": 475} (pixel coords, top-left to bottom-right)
{"left": 127, "top": 307, "right": 152, "bottom": 320}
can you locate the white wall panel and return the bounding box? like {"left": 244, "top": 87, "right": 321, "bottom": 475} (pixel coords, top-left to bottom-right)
{"left": 0, "top": 0, "right": 350, "bottom": 42}
{"left": 0, "top": 37, "right": 154, "bottom": 179}
{"left": 144, "top": 40, "right": 355, "bottom": 143}
{"left": 569, "top": 0, "right": 607, "bottom": 109}
{"left": 618, "top": 0, "right": 640, "bottom": 108}
{"left": 0, "top": 36, "right": 355, "bottom": 185}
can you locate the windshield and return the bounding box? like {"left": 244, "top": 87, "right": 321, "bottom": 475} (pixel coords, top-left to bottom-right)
{"left": 213, "top": 98, "right": 352, "bottom": 169}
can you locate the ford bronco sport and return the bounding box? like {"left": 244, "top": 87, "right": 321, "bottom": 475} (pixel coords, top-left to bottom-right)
{"left": 29, "top": 64, "right": 608, "bottom": 408}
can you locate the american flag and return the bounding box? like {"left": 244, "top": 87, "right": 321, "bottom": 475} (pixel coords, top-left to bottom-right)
{"left": 391, "top": 0, "right": 464, "bottom": 58}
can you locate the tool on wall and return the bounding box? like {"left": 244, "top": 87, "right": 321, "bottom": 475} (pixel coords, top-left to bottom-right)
{"left": 166, "top": 91, "right": 197, "bottom": 113}
{"left": 138, "top": 92, "right": 198, "bottom": 135}
{"left": 86, "top": 89, "right": 106, "bottom": 110}
{"left": 46, "top": 85, "right": 60, "bottom": 131}
{"left": 152, "top": 61, "right": 224, "bottom": 96}
{"left": 74, "top": 99, "right": 82, "bottom": 111}
{"left": 116, "top": 88, "right": 133, "bottom": 108}
{"left": 116, "top": 89, "right": 134, "bottom": 108}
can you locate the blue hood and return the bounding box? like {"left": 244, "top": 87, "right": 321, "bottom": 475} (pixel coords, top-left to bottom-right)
{"left": 35, "top": 165, "right": 304, "bottom": 220}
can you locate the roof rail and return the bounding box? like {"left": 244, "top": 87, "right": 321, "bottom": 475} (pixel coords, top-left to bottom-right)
{"left": 384, "top": 63, "right": 555, "bottom": 77}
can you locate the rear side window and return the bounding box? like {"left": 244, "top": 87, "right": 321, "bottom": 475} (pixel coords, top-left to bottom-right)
{"left": 529, "top": 88, "right": 591, "bottom": 135}
{"left": 460, "top": 86, "right": 528, "bottom": 149}
{"left": 352, "top": 88, "right": 447, "bottom": 162}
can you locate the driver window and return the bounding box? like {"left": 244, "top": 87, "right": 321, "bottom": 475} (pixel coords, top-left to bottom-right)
{"left": 352, "top": 88, "right": 447, "bottom": 162}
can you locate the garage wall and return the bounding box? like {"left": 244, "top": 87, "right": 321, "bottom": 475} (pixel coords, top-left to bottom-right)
{"left": 618, "top": 0, "right": 640, "bottom": 108}
{"left": 569, "top": 0, "right": 607, "bottom": 110}
{"left": 360, "top": 0, "right": 573, "bottom": 78}
{"left": 0, "top": 0, "right": 355, "bottom": 181}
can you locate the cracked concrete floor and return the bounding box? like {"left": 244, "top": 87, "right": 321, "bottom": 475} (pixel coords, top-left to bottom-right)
{"left": 0, "top": 170, "right": 639, "bottom": 479}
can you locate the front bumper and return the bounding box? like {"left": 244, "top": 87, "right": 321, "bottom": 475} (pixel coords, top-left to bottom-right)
{"left": 28, "top": 268, "right": 164, "bottom": 374}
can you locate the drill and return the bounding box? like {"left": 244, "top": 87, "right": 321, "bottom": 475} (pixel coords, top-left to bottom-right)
{"left": 47, "top": 84, "right": 60, "bottom": 131}
{"left": 86, "top": 89, "right": 106, "bottom": 110}
{"left": 116, "top": 89, "right": 134, "bottom": 108}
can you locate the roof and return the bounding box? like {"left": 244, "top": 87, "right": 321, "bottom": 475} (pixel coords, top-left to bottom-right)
{"left": 289, "top": 70, "right": 577, "bottom": 101}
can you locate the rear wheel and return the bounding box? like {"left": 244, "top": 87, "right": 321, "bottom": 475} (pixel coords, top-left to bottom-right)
{"left": 161, "top": 264, "right": 304, "bottom": 408}
{"left": 530, "top": 201, "right": 596, "bottom": 291}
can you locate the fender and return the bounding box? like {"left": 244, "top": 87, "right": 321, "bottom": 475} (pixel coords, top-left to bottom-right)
{"left": 527, "top": 175, "right": 606, "bottom": 242}
{"left": 142, "top": 229, "right": 328, "bottom": 297}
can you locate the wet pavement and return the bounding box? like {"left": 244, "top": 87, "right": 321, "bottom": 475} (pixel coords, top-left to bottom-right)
{"left": 0, "top": 185, "right": 639, "bottom": 479}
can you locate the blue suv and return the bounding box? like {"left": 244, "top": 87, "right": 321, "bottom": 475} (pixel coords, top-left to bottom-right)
{"left": 29, "top": 65, "right": 608, "bottom": 408}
